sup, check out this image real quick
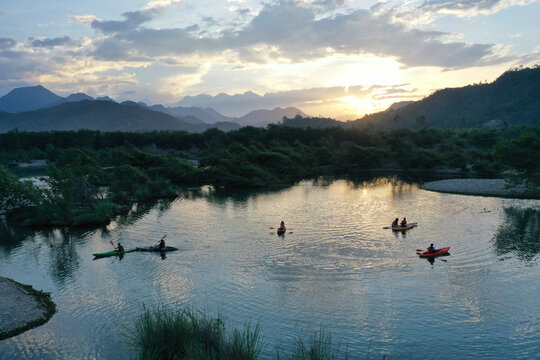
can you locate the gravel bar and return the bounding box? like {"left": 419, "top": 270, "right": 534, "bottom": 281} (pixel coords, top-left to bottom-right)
{"left": 0, "top": 277, "right": 56, "bottom": 341}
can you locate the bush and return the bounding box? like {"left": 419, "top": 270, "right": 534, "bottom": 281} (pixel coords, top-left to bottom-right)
{"left": 72, "top": 200, "right": 113, "bottom": 226}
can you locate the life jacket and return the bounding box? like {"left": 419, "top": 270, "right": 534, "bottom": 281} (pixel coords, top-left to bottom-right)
{"left": 392, "top": 219, "right": 398, "bottom": 226}
{"left": 400, "top": 220, "right": 407, "bottom": 226}
{"left": 160, "top": 240, "right": 166, "bottom": 248}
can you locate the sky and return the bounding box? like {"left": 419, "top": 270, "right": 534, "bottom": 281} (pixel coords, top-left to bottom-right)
{"left": 0, "top": 0, "right": 538, "bottom": 118}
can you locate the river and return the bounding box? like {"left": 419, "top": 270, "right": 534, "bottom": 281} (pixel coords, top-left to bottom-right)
{"left": 0, "top": 176, "right": 539, "bottom": 359}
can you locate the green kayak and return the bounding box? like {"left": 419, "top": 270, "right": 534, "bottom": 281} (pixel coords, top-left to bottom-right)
{"left": 92, "top": 248, "right": 138, "bottom": 258}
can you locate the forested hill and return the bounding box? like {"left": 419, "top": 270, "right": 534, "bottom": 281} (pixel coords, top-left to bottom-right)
{"left": 282, "top": 66, "right": 540, "bottom": 130}
{"left": 360, "top": 66, "right": 540, "bottom": 129}
{"left": 0, "top": 100, "right": 240, "bottom": 133}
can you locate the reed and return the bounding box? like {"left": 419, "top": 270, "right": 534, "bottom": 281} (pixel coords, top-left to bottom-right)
{"left": 129, "top": 307, "right": 262, "bottom": 360}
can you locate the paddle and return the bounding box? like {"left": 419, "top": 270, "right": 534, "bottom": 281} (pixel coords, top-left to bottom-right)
{"left": 109, "top": 240, "right": 116, "bottom": 249}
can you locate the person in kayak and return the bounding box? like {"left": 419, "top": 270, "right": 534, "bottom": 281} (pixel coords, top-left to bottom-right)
{"left": 279, "top": 221, "right": 285, "bottom": 230}
{"left": 158, "top": 238, "right": 166, "bottom": 249}
{"left": 400, "top": 218, "right": 407, "bottom": 227}
{"left": 427, "top": 244, "right": 435, "bottom": 253}
{"left": 392, "top": 218, "right": 399, "bottom": 227}
{"left": 116, "top": 242, "right": 125, "bottom": 252}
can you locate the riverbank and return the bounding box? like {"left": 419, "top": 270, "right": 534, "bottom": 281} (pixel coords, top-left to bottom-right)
{"left": 0, "top": 277, "right": 56, "bottom": 340}
{"left": 421, "top": 178, "right": 539, "bottom": 199}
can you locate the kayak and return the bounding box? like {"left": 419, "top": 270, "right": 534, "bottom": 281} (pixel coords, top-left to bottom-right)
{"left": 136, "top": 246, "right": 179, "bottom": 252}
{"left": 277, "top": 227, "right": 286, "bottom": 235}
{"left": 392, "top": 223, "right": 416, "bottom": 231}
{"left": 93, "top": 248, "right": 137, "bottom": 258}
{"left": 419, "top": 247, "right": 450, "bottom": 258}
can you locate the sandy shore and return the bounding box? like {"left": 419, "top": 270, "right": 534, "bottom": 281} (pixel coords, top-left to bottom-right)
{"left": 421, "top": 178, "right": 537, "bottom": 198}
{"left": 0, "top": 277, "right": 56, "bottom": 340}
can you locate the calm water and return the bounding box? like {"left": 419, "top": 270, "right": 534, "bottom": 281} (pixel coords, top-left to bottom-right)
{"left": 1, "top": 176, "right": 539, "bottom": 359}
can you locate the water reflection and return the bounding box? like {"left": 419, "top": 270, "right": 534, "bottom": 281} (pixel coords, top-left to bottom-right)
{"left": 424, "top": 253, "right": 450, "bottom": 265}
{"left": 180, "top": 185, "right": 289, "bottom": 205}
{"left": 0, "top": 221, "right": 34, "bottom": 253}
{"left": 493, "top": 207, "right": 540, "bottom": 262}
{"left": 179, "top": 175, "right": 423, "bottom": 206}
{"left": 111, "top": 198, "right": 173, "bottom": 228}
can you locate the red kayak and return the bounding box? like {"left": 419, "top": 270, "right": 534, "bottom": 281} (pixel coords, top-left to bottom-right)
{"left": 277, "top": 226, "right": 286, "bottom": 235}
{"left": 419, "top": 247, "right": 450, "bottom": 258}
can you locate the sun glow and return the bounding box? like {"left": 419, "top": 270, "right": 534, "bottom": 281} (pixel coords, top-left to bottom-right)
{"left": 334, "top": 96, "right": 390, "bottom": 119}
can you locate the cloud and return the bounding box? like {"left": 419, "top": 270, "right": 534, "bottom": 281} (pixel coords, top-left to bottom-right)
{"left": 144, "top": 0, "right": 181, "bottom": 9}
{"left": 0, "top": 48, "right": 53, "bottom": 83}
{"left": 417, "top": 0, "right": 538, "bottom": 17}
{"left": 0, "top": 38, "right": 16, "bottom": 49}
{"left": 89, "top": 1, "right": 505, "bottom": 69}
{"left": 91, "top": 9, "right": 159, "bottom": 33}
{"left": 68, "top": 14, "right": 99, "bottom": 26}
{"left": 30, "top": 36, "right": 72, "bottom": 48}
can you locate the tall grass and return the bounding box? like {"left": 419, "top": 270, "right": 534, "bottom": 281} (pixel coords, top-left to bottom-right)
{"left": 129, "top": 307, "right": 262, "bottom": 360}
{"left": 129, "top": 306, "right": 354, "bottom": 360}
{"left": 276, "top": 327, "right": 348, "bottom": 360}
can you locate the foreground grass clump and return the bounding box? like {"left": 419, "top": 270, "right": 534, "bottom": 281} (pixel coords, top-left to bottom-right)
{"left": 130, "top": 307, "right": 351, "bottom": 360}
{"left": 130, "top": 307, "right": 262, "bottom": 360}
{"left": 277, "top": 329, "right": 349, "bottom": 360}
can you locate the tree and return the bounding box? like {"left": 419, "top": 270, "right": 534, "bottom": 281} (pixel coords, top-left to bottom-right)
{"left": 43, "top": 163, "right": 90, "bottom": 221}
{"left": 0, "top": 166, "right": 39, "bottom": 218}
{"left": 495, "top": 133, "right": 540, "bottom": 191}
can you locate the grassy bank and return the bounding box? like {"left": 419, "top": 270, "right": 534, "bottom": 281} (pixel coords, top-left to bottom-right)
{"left": 130, "top": 307, "right": 350, "bottom": 360}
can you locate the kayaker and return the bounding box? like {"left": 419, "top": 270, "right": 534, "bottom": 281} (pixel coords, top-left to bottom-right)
{"left": 116, "top": 242, "right": 125, "bottom": 252}
{"left": 279, "top": 221, "right": 285, "bottom": 230}
{"left": 159, "top": 238, "right": 166, "bottom": 249}
{"left": 400, "top": 218, "right": 407, "bottom": 227}
{"left": 427, "top": 244, "right": 435, "bottom": 253}
{"left": 392, "top": 218, "right": 399, "bottom": 227}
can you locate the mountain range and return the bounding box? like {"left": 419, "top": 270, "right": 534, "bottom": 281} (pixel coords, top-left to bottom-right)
{"left": 1, "top": 66, "right": 538, "bottom": 133}
{"left": 0, "top": 85, "right": 307, "bottom": 132}
{"left": 0, "top": 100, "right": 241, "bottom": 133}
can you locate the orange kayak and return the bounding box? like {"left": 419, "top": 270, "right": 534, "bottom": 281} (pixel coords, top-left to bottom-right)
{"left": 419, "top": 247, "right": 450, "bottom": 257}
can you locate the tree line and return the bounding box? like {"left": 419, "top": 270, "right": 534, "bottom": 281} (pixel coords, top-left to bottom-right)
{"left": 0, "top": 125, "right": 538, "bottom": 226}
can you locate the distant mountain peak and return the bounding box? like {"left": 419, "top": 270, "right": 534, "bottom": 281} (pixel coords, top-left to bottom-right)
{"left": 64, "top": 93, "right": 94, "bottom": 102}
{"left": 0, "top": 85, "right": 63, "bottom": 113}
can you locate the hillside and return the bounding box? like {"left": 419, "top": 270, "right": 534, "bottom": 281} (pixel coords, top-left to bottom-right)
{"left": 358, "top": 66, "right": 540, "bottom": 129}
{"left": 0, "top": 100, "right": 240, "bottom": 133}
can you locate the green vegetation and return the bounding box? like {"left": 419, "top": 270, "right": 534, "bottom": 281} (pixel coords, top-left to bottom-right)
{"left": 129, "top": 307, "right": 349, "bottom": 360}
{"left": 130, "top": 308, "right": 261, "bottom": 360}
{"left": 0, "top": 125, "right": 538, "bottom": 227}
